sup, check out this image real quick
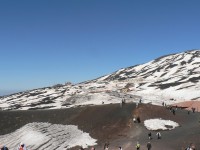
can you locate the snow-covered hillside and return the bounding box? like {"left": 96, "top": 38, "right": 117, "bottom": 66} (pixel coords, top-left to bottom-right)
{"left": 1, "top": 50, "right": 200, "bottom": 110}
{"left": 0, "top": 122, "right": 97, "bottom": 149}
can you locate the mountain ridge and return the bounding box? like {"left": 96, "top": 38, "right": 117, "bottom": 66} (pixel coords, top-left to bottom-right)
{"left": 1, "top": 49, "right": 200, "bottom": 110}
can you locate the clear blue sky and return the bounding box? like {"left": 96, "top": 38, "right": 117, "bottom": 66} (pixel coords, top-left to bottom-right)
{"left": 0, "top": 0, "right": 200, "bottom": 95}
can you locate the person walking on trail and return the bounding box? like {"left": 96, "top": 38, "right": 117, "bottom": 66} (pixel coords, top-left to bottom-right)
{"left": 192, "top": 107, "right": 196, "bottom": 113}
{"left": 172, "top": 109, "right": 176, "bottom": 115}
{"left": 118, "top": 146, "right": 122, "bottom": 150}
{"left": 133, "top": 117, "right": 137, "bottom": 123}
{"left": 17, "top": 142, "right": 27, "bottom": 150}
{"left": 137, "top": 116, "right": 141, "bottom": 123}
{"left": 105, "top": 146, "right": 109, "bottom": 150}
{"left": 104, "top": 142, "right": 109, "bottom": 150}
{"left": 186, "top": 143, "right": 196, "bottom": 150}
{"left": 147, "top": 142, "right": 152, "bottom": 150}
{"left": 188, "top": 110, "right": 190, "bottom": 115}
{"left": 156, "top": 132, "right": 161, "bottom": 139}
{"left": 136, "top": 102, "right": 139, "bottom": 108}
{"left": 136, "top": 141, "right": 140, "bottom": 150}
{"left": 1, "top": 145, "right": 9, "bottom": 150}
{"left": 148, "top": 132, "right": 152, "bottom": 140}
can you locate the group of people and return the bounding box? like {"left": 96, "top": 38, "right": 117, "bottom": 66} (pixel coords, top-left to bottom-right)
{"left": 0, "top": 142, "right": 26, "bottom": 150}
{"left": 148, "top": 131, "right": 161, "bottom": 139}
{"left": 165, "top": 102, "right": 197, "bottom": 115}
{"left": 135, "top": 141, "right": 152, "bottom": 150}
{"left": 136, "top": 131, "right": 161, "bottom": 150}
{"left": 99, "top": 131, "right": 161, "bottom": 150}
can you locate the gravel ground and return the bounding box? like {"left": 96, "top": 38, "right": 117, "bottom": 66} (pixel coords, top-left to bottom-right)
{"left": 0, "top": 103, "right": 199, "bottom": 150}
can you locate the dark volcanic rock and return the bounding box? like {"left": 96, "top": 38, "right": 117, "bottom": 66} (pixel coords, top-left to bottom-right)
{"left": 0, "top": 103, "right": 200, "bottom": 150}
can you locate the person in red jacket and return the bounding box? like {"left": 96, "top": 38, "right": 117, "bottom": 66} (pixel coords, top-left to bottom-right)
{"left": 17, "top": 142, "right": 27, "bottom": 150}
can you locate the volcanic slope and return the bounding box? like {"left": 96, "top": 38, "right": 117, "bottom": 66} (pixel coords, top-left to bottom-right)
{"left": 0, "top": 103, "right": 200, "bottom": 150}
{"left": 1, "top": 50, "right": 200, "bottom": 110}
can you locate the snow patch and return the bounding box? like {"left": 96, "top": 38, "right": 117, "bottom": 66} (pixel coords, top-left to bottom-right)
{"left": 0, "top": 122, "right": 97, "bottom": 150}
{"left": 144, "top": 118, "right": 179, "bottom": 130}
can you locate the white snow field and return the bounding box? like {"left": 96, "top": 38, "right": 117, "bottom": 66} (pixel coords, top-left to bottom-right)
{"left": 0, "top": 122, "right": 97, "bottom": 150}
{"left": 0, "top": 50, "right": 200, "bottom": 111}
{"left": 144, "top": 118, "right": 179, "bottom": 130}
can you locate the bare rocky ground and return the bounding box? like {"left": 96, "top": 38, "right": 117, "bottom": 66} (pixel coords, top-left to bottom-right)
{"left": 0, "top": 103, "right": 200, "bottom": 150}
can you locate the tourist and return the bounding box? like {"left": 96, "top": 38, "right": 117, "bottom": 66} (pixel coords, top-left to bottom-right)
{"left": 133, "top": 117, "right": 137, "bottom": 123}
{"left": 105, "top": 146, "right": 109, "bottom": 150}
{"left": 147, "top": 142, "right": 152, "bottom": 150}
{"left": 90, "top": 146, "right": 95, "bottom": 150}
{"left": 192, "top": 107, "right": 196, "bottom": 113}
{"left": 148, "top": 132, "right": 152, "bottom": 140}
{"left": 136, "top": 102, "right": 139, "bottom": 108}
{"left": 189, "top": 143, "right": 196, "bottom": 150}
{"left": 169, "top": 106, "right": 172, "bottom": 112}
{"left": 185, "top": 145, "right": 190, "bottom": 150}
{"left": 104, "top": 142, "right": 109, "bottom": 150}
{"left": 136, "top": 141, "right": 140, "bottom": 150}
{"left": 0, "top": 145, "right": 9, "bottom": 150}
{"left": 137, "top": 116, "right": 141, "bottom": 123}
{"left": 17, "top": 142, "right": 27, "bottom": 150}
{"left": 172, "top": 109, "right": 176, "bottom": 115}
{"left": 188, "top": 110, "right": 190, "bottom": 115}
{"left": 156, "top": 132, "right": 161, "bottom": 139}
